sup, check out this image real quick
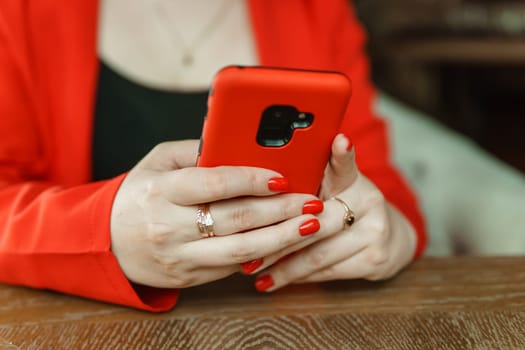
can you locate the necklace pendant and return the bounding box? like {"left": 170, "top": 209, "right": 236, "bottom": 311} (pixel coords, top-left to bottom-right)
{"left": 182, "top": 53, "right": 194, "bottom": 66}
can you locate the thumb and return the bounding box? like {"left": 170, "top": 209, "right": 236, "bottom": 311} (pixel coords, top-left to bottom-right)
{"left": 319, "top": 133, "right": 358, "bottom": 199}
{"left": 136, "top": 139, "right": 200, "bottom": 171}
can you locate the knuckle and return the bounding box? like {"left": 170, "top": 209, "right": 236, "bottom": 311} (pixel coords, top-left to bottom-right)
{"left": 242, "top": 168, "right": 260, "bottom": 192}
{"left": 203, "top": 171, "right": 229, "bottom": 197}
{"left": 364, "top": 247, "right": 390, "bottom": 267}
{"left": 366, "top": 267, "right": 392, "bottom": 281}
{"left": 366, "top": 272, "right": 384, "bottom": 281}
{"left": 317, "top": 265, "right": 337, "bottom": 280}
{"left": 369, "top": 219, "right": 388, "bottom": 241}
{"left": 143, "top": 178, "right": 163, "bottom": 201}
{"left": 230, "top": 206, "right": 257, "bottom": 231}
{"left": 305, "top": 250, "right": 327, "bottom": 270}
{"left": 277, "top": 228, "right": 298, "bottom": 247}
{"left": 366, "top": 189, "right": 386, "bottom": 208}
{"left": 151, "top": 253, "right": 195, "bottom": 288}
{"left": 367, "top": 216, "right": 390, "bottom": 243}
{"left": 152, "top": 251, "right": 182, "bottom": 268}
{"left": 145, "top": 222, "right": 172, "bottom": 246}
{"left": 152, "top": 141, "right": 171, "bottom": 155}
{"left": 230, "top": 243, "right": 258, "bottom": 263}
{"left": 279, "top": 196, "right": 301, "bottom": 218}
{"left": 167, "top": 274, "right": 196, "bottom": 289}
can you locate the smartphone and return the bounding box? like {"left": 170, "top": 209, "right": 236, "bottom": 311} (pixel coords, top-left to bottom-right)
{"left": 197, "top": 66, "right": 352, "bottom": 194}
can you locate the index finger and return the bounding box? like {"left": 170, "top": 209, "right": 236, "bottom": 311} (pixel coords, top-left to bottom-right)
{"left": 161, "top": 166, "right": 288, "bottom": 205}
{"left": 137, "top": 140, "right": 200, "bottom": 171}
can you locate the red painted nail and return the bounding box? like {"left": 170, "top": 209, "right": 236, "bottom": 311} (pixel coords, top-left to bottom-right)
{"left": 299, "top": 218, "right": 320, "bottom": 236}
{"left": 241, "top": 258, "right": 264, "bottom": 274}
{"left": 346, "top": 135, "right": 353, "bottom": 151}
{"left": 255, "top": 275, "right": 274, "bottom": 292}
{"left": 302, "top": 199, "right": 324, "bottom": 215}
{"left": 268, "top": 177, "right": 288, "bottom": 192}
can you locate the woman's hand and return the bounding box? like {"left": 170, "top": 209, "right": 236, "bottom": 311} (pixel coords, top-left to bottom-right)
{"left": 110, "top": 140, "right": 325, "bottom": 289}
{"left": 244, "top": 134, "right": 417, "bottom": 291}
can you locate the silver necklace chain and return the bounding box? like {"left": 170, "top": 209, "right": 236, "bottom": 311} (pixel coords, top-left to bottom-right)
{"left": 154, "top": 0, "right": 236, "bottom": 67}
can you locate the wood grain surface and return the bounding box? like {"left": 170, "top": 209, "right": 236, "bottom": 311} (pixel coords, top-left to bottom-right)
{"left": 1, "top": 257, "right": 525, "bottom": 349}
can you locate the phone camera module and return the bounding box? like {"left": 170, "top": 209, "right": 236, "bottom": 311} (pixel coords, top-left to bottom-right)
{"left": 257, "top": 105, "right": 313, "bottom": 147}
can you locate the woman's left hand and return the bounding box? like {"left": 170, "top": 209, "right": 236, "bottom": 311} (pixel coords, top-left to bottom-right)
{"left": 248, "top": 133, "right": 417, "bottom": 292}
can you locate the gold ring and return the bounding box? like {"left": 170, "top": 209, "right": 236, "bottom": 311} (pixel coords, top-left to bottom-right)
{"left": 331, "top": 197, "right": 355, "bottom": 230}
{"left": 196, "top": 204, "right": 216, "bottom": 238}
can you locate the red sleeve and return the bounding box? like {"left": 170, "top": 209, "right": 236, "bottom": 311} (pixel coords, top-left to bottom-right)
{"left": 0, "top": 2, "right": 178, "bottom": 311}
{"left": 327, "top": 0, "right": 428, "bottom": 258}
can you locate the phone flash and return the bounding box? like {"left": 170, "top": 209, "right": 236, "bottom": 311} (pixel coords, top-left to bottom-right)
{"left": 298, "top": 113, "right": 306, "bottom": 119}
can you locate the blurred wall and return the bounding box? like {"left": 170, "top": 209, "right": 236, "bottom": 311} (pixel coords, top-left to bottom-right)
{"left": 354, "top": 0, "right": 525, "bottom": 174}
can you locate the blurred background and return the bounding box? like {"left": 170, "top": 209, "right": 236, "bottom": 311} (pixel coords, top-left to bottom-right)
{"left": 353, "top": 0, "right": 525, "bottom": 255}
{"left": 355, "top": 0, "right": 525, "bottom": 171}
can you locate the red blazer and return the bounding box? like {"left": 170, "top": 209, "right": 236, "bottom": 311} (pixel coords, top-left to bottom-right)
{"left": 0, "top": 0, "right": 427, "bottom": 311}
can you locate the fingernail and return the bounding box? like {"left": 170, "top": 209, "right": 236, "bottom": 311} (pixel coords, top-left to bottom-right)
{"left": 241, "top": 258, "right": 264, "bottom": 274}
{"left": 299, "top": 218, "right": 320, "bottom": 236}
{"left": 345, "top": 134, "right": 353, "bottom": 151}
{"left": 268, "top": 177, "right": 288, "bottom": 192}
{"left": 255, "top": 274, "right": 274, "bottom": 292}
{"left": 302, "top": 199, "right": 324, "bottom": 215}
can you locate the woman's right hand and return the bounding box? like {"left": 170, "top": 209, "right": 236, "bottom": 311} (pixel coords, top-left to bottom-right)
{"left": 110, "top": 140, "right": 323, "bottom": 289}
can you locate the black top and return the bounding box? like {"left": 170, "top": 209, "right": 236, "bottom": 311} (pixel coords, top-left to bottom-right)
{"left": 92, "top": 61, "right": 208, "bottom": 180}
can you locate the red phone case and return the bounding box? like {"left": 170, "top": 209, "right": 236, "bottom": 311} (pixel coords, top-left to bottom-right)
{"left": 197, "top": 66, "right": 352, "bottom": 194}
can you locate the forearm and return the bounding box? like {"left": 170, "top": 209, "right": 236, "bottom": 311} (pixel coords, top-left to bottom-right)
{"left": 0, "top": 175, "right": 178, "bottom": 311}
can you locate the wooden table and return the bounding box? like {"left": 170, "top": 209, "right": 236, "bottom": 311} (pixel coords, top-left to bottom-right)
{"left": 1, "top": 257, "right": 524, "bottom": 349}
